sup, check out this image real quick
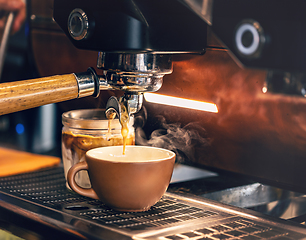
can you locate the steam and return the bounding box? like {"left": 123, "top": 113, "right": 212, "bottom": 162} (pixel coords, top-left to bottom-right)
{"left": 135, "top": 114, "right": 210, "bottom": 163}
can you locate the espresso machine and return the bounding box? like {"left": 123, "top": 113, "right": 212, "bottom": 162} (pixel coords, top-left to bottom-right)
{"left": 0, "top": 0, "right": 306, "bottom": 239}
{"left": 0, "top": 0, "right": 206, "bottom": 120}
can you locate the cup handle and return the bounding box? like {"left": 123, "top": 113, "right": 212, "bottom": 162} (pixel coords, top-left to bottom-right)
{"left": 67, "top": 161, "right": 98, "bottom": 199}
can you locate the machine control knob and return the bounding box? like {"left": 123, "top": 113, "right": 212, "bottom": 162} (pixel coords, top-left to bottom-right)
{"left": 68, "top": 8, "right": 91, "bottom": 41}
{"left": 235, "top": 20, "right": 265, "bottom": 58}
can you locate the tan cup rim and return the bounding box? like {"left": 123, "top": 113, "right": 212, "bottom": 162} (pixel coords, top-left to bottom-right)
{"left": 86, "top": 145, "right": 175, "bottom": 163}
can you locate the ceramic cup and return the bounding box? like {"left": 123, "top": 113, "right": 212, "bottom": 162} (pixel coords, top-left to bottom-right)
{"left": 67, "top": 145, "right": 176, "bottom": 212}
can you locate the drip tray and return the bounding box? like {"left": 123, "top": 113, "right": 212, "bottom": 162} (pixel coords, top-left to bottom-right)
{"left": 0, "top": 167, "right": 305, "bottom": 239}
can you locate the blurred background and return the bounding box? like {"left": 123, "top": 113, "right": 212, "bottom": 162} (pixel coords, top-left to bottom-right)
{"left": 0, "top": 0, "right": 59, "bottom": 156}
{"left": 0, "top": 0, "right": 90, "bottom": 157}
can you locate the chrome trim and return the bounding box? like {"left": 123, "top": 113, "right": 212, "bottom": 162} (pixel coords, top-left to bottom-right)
{"left": 235, "top": 19, "right": 265, "bottom": 58}
{"left": 68, "top": 8, "right": 90, "bottom": 41}
{"left": 74, "top": 68, "right": 110, "bottom": 98}
{"left": 97, "top": 52, "right": 172, "bottom": 92}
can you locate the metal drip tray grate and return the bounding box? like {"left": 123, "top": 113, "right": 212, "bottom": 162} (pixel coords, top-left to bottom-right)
{"left": 78, "top": 200, "right": 218, "bottom": 230}
{"left": 0, "top": 167, "right": 305, "bottom": 239}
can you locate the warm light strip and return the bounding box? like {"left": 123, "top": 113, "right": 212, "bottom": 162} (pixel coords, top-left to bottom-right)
{"left": 144, "top": 93, "right": 218, "bottom": 113}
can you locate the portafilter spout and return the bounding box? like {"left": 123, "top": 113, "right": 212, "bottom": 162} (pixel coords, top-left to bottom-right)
{"left": 101, "top": 52, "right": 173, "bottom": 120}
{"left": 106, "top": 94, "right": 143, "bottom": 124}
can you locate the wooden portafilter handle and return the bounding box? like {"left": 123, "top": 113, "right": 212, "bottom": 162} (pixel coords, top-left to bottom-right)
{"left": 0, "top": 68, "right": 109, "bottom": 115}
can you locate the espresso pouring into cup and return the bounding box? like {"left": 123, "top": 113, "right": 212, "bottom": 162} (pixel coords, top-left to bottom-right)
{"left": 67, "top": 146, "right": 176, "bottom": 212}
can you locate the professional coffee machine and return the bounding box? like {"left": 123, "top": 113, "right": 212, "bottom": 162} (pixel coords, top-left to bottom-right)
{"left": 0, "top": 0, "right": 306, "bottom": 239}
{"left": 49, "top": 0, "right": 306, "bottom": 193}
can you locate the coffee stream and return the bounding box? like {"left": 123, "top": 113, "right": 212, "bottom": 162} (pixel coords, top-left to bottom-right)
{"left": 106, "top": 102, "right": 129, "bottom": 155}
{"left": 119, "top": 102, "right": 129, "bottom": 155}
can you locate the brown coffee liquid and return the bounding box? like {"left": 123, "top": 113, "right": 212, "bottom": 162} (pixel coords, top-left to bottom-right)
{"left": 119, "top": 102, "right": 129, "bottom": 155}
{"left": 105, "top": 106, "right": 129, "bottom": 155}
{"left": 107, "top": 111, "right": 117, "bottom": 135}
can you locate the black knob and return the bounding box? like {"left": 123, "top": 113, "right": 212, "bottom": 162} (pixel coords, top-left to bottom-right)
{"left": 68, "top": 8, "right": 91, "bottom": 41}
{"left": 235, "top": 20, "right": 265, "bottom": 58}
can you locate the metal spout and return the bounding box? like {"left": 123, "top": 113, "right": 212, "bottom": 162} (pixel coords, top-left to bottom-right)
{"left": 105, "top": 96, "right": 120, "bottom": 120}
{"left": 105, "top": 94, "right": 143, "bottom": 123}
{"left": 75, "top": 51, "right": 173, "bottom": 118}
{"left": 100, "top": 52, "right": 171, "bottom": 118}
